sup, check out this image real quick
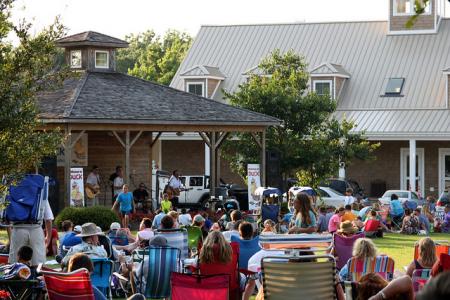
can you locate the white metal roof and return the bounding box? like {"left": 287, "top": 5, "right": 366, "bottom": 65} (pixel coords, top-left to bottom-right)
{"left": 171, "top": 20, "right": 450, "bottom": 139}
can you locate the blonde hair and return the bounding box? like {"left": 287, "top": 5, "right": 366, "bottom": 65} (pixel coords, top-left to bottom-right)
{"left": 168, "top": 210, "right": 179, "bottom": 220}
{"left": 419, "top": 237, "right": 436, "bottom": 267}
{"left": 122, "top": 184, "right": 129, "bottom": 189}
{"left": 199, "top": 231, "right": 232, "bottom": 264}
{"left": 422, "top": 204, "right": 431, "bottom": 215}
{"left": 352, "top": 238, "right": 378, "bottom": 259}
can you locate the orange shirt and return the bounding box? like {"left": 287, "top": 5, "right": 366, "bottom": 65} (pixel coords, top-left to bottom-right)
{"left": 341, "top": 211, "right": 357, "bottom": 222}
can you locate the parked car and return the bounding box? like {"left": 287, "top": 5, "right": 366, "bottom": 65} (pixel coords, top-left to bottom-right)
{"left": 378, "top": 190, "right": 420, "bottom": 206}
{"left": 289, "top": 186, "right": 346, "bottom": 208}
{"left": 322, "top": 178, "right": 365, "bottom": 198}
{"left": 178, "top": 175, "right": 210, "bottom": 206}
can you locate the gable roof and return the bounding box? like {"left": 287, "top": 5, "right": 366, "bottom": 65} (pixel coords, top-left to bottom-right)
{"left": 180, "top": 65, "right": 225, "bottom": 79}
{"left": 56, "top": 31, "right": 129, "bottom": 48}
{"left": 37, "top": 71, "right": 279, "bottom": 127}
{"left": 310, "top": 62, "right": 350, "bottom": 78}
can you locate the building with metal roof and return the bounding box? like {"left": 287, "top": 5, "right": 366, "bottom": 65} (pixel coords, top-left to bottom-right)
{"left": 170, "top": 0, "right": 450, "bottom": 198}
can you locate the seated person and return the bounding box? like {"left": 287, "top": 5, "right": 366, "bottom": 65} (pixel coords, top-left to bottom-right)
{"left": 152, "top": 209, "right": 166, "bottom": 229}
{"left": 406, "top": 237, "right": 437, "bottom": 277}
{"left": 168, "top": 211, "right": 180, "bottom": 228}
{"left": 62, "top": 223, "right": 108, "bottom": 266}
{"left": 46, "top": 225, "right": 59, "bottom": 256}
{"left": 353, "top": 216, "right": 365, "bottom": 230}
{"left": 60, "top": 225, "right": 82, "bottom": 249}
{"left": 115, "top": 218, "right": 154, "bottom": 253}
{"left": 261, "top": 219, "right": 276, "bottom": 234}
{"left": 358, "top": 273, "right": 413, "bottom": 300}
{"left": 363, "top": 210, "right": 390, "bottom": 237}
{"left": 222, "top": 220, "right": 241, "bottom": 242}
{"left": 68, "top": 253, "right": 107, "bottom": 300}
{"left": 225, "top": 210, "right": 242, "bottom": 231}
{"left": 178, "top": 208, "right": 192, "bottom": 226}
{"left": 400, "top": 209, "right": 420, "bottom": 235}
{"left": 316, "top": 206, "right": 328, "bottom": 233}
{"left": 339, "top": 238, "right": 379, "bottom": 281}
{"left": 108, "top": 222, "right": 135, "bottom": 246}
{"left": 133, "top": 183, "right": 150, "bottom": 212}
{"left": 157, "top": 215, "right": 188, "bottom": 259}
{"left": 341, "top": 205, "right": 357, "bottom": 223}
{"left": 414, "top": 208, "right": 431, "bottom": 234}
{"left": 59, "top": 220, "right": 74, "bottom": 242}
{"left": 442, "top": 205, "right": 450, "bottom": 233}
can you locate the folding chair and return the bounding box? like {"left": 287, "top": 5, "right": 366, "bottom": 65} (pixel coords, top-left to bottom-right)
{"left": 231, "top": 236, "right": 261, "bottom": 271}
{"left": 412, "top": 268, "right": 431, "bottom": 293}
{"left": 138, "top": 246, "right": 181, "bottom": 299}
{"left": 91, "top": 258, "right": 114, "bottom": 299}
{"left": 259, "top": 233, "right": 333, "bottom": 254}
{"left": 0, "top": 254, "right": 8, "bottom": 265}
{"left": 261, "top": 254, "right": 336, "bottom": 300}
{"left": 171, "top": 273, "right": 229, "bottom": 300}
{"left": 155, "top": 228, "right": 189, "bottom": 259}
{"left": 0, "top": 278, "right": 40, "bottom": 300}
{"left": 333, "top": 233, "right": 365, "bottom": 270}
{"left": 413, "top": 240, "right": 449, "bottom": 260}
{"left": 344, "top": 255, "right": 395, "bottom": 282}
{"left": 199, "top": 242, "right": 240, "bottom": 300}
{"left": 39, "top": 266, "right": 95, "bottom": 300}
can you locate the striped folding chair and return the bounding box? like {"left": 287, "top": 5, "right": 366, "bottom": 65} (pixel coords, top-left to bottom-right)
{"left": 139, "top": 246, "right": 181, "bottom": 299}
{"left": 261, "top": 254, "right": 336, "bottom": 300}
{"left": 39, "top": 267, "right": 95, "bottom": 300}
{"left": 412, "top": 268, "right": 431, "bottom": 293}
{"left": 259, "top": 233, "right": 333, "bottom": 254}
{"left": 345, "top": 255, "right": 395, "bottom": 282}
{"left": 155, "top": 228, "right": 189, "bottom": 259}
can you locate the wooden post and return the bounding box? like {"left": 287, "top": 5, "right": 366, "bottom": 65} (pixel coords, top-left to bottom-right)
{"left": 125, "top": 130, "right": 130, "bottom": 185}
{"left": 149, "top": 131, "right": 153, "bottom": 203}
{"left": 261, "top": 129, "right": 266, "bottom": 187}
{"left": 64, "top": 126, "right": 72, "bottom": 206}
{"left": 210, "top": 132, "right": 216, "bottom": 197}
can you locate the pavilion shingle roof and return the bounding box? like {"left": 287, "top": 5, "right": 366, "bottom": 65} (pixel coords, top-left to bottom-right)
{"left": 37, "top": 71, "right": 279, "bottom": 126}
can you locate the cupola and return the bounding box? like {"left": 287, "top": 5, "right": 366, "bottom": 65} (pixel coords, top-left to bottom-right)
{"left": 180, "top": 65, "right": 225, "bottom": 98}
{"left": 56, "top": 31, "right": 128, "bottom": 72}
{"left": 310, "top": 62, "right": 350, "bottom": 100}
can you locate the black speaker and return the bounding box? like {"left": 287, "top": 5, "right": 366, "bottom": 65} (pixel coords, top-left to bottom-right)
{"left": 39, "top": 156, "right": 60, "bottom": 215}
{"left": 266, "top": 150, "right": 282, "bottom": 188}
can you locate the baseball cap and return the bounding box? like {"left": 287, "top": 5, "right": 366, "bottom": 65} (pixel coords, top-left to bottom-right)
{"left": 110, "top": 222, "right": 121, "bottom": 231}
{"left": 73, "top": 225, "right": 82, "bottom": 233}
{"left": 193, "top": 214, "right": 205, "bottom": 223}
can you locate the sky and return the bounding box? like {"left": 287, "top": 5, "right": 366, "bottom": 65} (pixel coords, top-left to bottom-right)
{"left": 11, "top": 0, "right": 450, "bottom": 39}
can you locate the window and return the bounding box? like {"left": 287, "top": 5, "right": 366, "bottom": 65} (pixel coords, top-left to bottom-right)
{"left": 189, "top": 177, "right": 203, "bottom": 187}
{"left": 187, "top": 82, "right": 204, "bottom": 96}
{"left": 95, "top": 50, "right": 109, "bottom": 69}
{"left": 70, "top": 50, "right": 82, "bottom": 68}
{"left": 313, "top": 80, "right": 332, "bottom": 97}
{"left": 317, "top": 188, "right": 330, "bottom": 198}
{"left": 385, "top": 78, "right": 405, "bottom": 95}
{"left": 394, "top": 0, "right": 430, "bottom": 15}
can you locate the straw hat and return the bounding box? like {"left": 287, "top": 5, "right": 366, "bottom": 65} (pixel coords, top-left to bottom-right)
{"left": 337, "top": 221, "right": 357, "bottom": 234}
{"left": 76, "top": 223, "right": 105, "bottom": 237}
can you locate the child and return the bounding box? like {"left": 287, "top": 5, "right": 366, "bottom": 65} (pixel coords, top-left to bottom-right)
{"left": 160, "top": 193, "right": 172, "bottom": 214}
{"left": 112, "top": 184, "right": 135, "bottom": 229}
{"left": 317, "top": 206, "right": 328, "bottom": 233}
{"left": 261, "top": 219, "right": 276, "bottom": 234}
{"left": 17, "top": 246, "right": 33, "bottom": 266}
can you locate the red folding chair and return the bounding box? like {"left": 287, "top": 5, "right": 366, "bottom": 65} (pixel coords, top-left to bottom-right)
{"left": 38, "top": 266, "right": 95, "bottom": 300}
{"left": 0, "top": 254, "right": 8, "bottom": 265}
{"left": 171, "top": 272, "right": 229, "bottom": 300}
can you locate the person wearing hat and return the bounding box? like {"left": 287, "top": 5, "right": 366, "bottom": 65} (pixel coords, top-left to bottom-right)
{"left": 337, "top": 220, "right": 359, "bottom": 237}
{"left": 62, "top": 223, "right": 108, "bottom": 266}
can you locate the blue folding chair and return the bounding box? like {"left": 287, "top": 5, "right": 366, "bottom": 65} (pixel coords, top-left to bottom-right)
{"left": 139, "top": 246, "right": 181, "bottom": 299}
{"left": 91, "top": 258, "right": 114, "bottom": 299}
{"left": 155, "top": 229, "right": 189, "bottom": 259}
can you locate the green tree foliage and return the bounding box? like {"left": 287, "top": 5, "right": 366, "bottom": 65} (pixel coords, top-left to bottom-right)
{"left": 116, "top": 30, "right": 192, "bottom": 85}
{"left": 407, "top": 0, "right": 450, "bottom": 28}
{"left": 0, "top": 0, "right": 67, "bottom": 196}
{"left": 222, "top": 50, "right": 378, "bottom": 188}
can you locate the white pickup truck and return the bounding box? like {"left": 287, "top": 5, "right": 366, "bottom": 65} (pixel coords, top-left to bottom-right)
{"left": 178, "top": 175, "right": 211, "bottom": 206}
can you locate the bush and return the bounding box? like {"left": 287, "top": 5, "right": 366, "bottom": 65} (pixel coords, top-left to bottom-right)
{"left": 54, "top": 206, "right": 120, "bottom": 231}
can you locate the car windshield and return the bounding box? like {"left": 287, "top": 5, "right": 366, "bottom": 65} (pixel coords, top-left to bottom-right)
{"left": 326, "top": 187, "right": 344, "bottom": 196}
{"left": 383, "top": 191, "right": 409, "bottom": 198}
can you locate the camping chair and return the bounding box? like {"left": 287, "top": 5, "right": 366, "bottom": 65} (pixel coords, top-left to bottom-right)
{"left": 185, "top": 226, "right": 203, "bottom": 251}
{"left": 333, "top": 233, "right": 365, "bottom": 270}
{"left": 413, "top": 240, "right": 449, "bottom": 260}
{"left": 199, "top": 242, "right": 240, "bottom": 300}
{"left": 38, "top": 266, "right": 95, "bottom": 300}
{"left": 261, "top": 254, "right": 336, "bottom": 300}
{"left": 0, "top": 279, "right": 41, "bottom": 300}
{"left": 171, "top": 273, "right": 230, "bottom": 300}
{"left": 0, "top": 254, "right": 8, "bottom": 265}
{"left": 259, "top": 233, "right": 333, "bottom": 255}
{"left": 91, "top": 258, "right": 114, "bottom": 299}
{"left": 138, "top": 246, "right": 181, "bottom": 299}
{"left": 344, "top": 255, "right": 395, "bottom": 282}
{"left": 412, "top": 269, "right": 431, "bottom": 293}
{"left": 232, "top": 236, "right": 261, "bottom": 271}
{"left": 155, "top": 228, "right": 189, "bottom": 259}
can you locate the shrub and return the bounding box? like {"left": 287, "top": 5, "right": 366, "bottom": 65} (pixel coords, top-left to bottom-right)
{"left": 55, "top": 206, "right": 120, "bottom": 231}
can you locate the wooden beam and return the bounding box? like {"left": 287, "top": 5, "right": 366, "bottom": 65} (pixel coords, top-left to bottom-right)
{"left": 251, "top": 132, "right": 262, "bottom": 148}
{"left": 130, "top": 130, "right": 143, "bottom": 148}
{"left": 69, "top": 130, "right": 86, "bottom": 148}
{"left": 64, "top": 126, "right": 72, "bottom": 207}
{"left": 215, "top": 132, "right": 229, "bottom": 148}
{"left": 112, "top": 131, "right": 125, "bottom": 148}
{"left": 198, "top": 132, "right": 211, "bottom": 148}
{"left": 125, "top": 131, "right": 130, "bottom": 184}
{"left": 150, "top": 132, "right": 162, "bottom": 147}
{"left": 149, "top": 132, "right": 154, "bottom": 207}
{"left": 210, "top": 132, "right": 217, "bottom": 197}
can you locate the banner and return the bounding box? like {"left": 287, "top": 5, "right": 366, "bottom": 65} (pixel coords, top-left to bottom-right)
{"left": 70, "top": 168, "right": 85, "bottom": 207}
{"left": 57, "top": 133, "right": 88, "bottom": 166}
{"left": 247, "top": 164, "right": 261, "bottom": 211}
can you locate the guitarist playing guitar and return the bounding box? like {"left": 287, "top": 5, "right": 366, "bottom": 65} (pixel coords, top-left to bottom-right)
{"left": 85, "top": 165, "right": 101, "bottom": 206}
{"left": 168, "top": 169, "right": 184, "bottom": 209}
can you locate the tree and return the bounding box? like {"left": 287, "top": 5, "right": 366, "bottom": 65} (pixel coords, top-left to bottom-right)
{"left": 408, "top": 0, "right": 450, "bottom": 27}
{"left": 116, "top": 30, "right": 192, "bottom": 85}
{"left": 222, "top": 49, "right": 378, "bottom": 188}
{"left": 0, "top": 0, "right": 67, "bottom": 197}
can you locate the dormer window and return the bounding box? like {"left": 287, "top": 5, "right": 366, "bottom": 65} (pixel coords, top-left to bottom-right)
{"left": 70, "top": 50, "right": 82, "bottom": 68}
{"left": 385, "top": 78, "right": 405, "bottom": 95}
{"left": 187, "top": 82, "right": 204, "bottom": 97}
{"left": 394, "top": 0, "right": 431, "bottom": 16}
{"left": 95, "top": 50, "right": 109, "bottom": 69}
{"left": 313, "top": 80, "right": 332, "bottom": 97}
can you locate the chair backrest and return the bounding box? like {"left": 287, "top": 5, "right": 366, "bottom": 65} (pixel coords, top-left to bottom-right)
{"left": 262, "top": 254, "right": 336, "bottom": 300}
{"left": 261, "top": 204, "right": 280, "bottom": 223}
{"left": 186, "top": 226, "right": 203, "bottom": 250}
{"left": 259, "top": 233, "right": 333, "bottom": 252}
{"left": 171, "top": 272, "right": 229, "bottom": 300}
{"left": 155, "top": 228, "right": 189, "bottom": 259}
{"left": 333, "top": 233, "right": 364, "bottom": 270}
{"left": 346, "top": 256, "right": 395, "bottom": 282}
{"left": 413, "top": 240, "right": 449, "bottom": 260}
{"left": 142, "top": 246, "right": 181, "bottom": 299}
{"left": 231, "top": 236, "right": 261, "bottom": 270}
{"left": 40, "top": 268, "right": 95, "bottom": 300}
{"left": 0, "top": 254, "right": 8, "bottom": 265}
{"left": 90, "top": 258, "right": 113, "bottom": 296}
{"left": 412, "top": 268, "right": 431, "bottom": 293}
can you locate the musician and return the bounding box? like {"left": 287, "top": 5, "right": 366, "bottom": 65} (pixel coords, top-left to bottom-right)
{"left": 133, "top": 183, "right": 150, "bottom": 212}
{"left": 86, "top": 165, "right": 101, "bottom": 206}
{"left": 168, "top": 169, "right": 183, "bottom": 208}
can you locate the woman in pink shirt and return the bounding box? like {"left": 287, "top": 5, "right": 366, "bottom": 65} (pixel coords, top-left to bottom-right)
{"left": 328, "top": 207, "right": 345, "bottom": 233}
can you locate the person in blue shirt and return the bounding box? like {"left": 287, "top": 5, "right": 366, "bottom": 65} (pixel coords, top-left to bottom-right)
{"left": 390, "top": 194, "right": 404, "bottom": 227}
{"left": 112, "top": 184, "right": 135, "bottom": 229}
{"left": 288, "top": 192, "right": 317, "bottom": 234}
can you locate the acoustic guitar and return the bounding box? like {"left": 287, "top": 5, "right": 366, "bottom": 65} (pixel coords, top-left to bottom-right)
{"left": 85, "top": 184, "right": 100, "bottom": 200}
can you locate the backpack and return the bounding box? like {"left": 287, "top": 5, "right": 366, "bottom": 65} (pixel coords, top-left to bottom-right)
{"left": 3, "top": 174, "right": 48, "bottom": 223}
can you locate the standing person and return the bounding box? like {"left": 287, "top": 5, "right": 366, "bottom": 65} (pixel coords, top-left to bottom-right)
{"left": 133, "top": 183, "right": 150, "bottom": 212}
{"left": 344, "top": 188, "right": 356, "bottom": 206}
{"left": 85, "top": 165, "right": 101, "bottom": 206}
{"left": 442, "top": 204, "right": 450, "bottom": 233}
{"left": 168, "top": 169, "right": 183, "bottom": 208}
{"left": 111, "top": 166, "right": 124, "bottom": 203}
{"left": 160, "top": 193, "right": 172, "bottom": 214}
{"left": 112, "top": 184, "right": 135, "bottom": 229}
{"left": 328, "top": 207, "right": 345, "bottom": 234}
{"left": 288, "top": 192, "right": 318, "bottom": 234}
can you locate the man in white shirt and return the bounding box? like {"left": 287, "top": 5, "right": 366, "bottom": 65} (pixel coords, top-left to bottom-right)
{"left": 86, "top": 165, "right": 101, "bottom": 206}
{"left": 178, "top": 208, "right": 192, "bottom": 226}
{"left": 168, "top": 169, "right": 183, "bottom": 208}
{"left": 113, "top": 167, "right": 124, "bottom": 200}
{"left": 344, "top": 188, "right": 356, "bottom": 206}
